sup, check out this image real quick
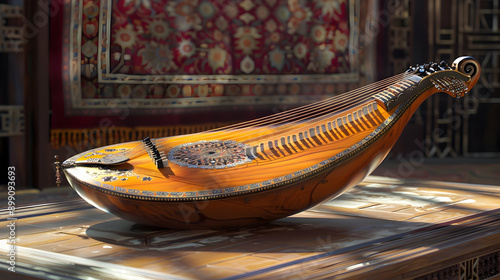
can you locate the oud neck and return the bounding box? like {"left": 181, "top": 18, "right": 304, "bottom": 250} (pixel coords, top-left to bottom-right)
{"left": 240, "top": 57, "right": 481, "bottom": 158}
{"left": 372, "top": 75, "right": 422, "bottom": 111}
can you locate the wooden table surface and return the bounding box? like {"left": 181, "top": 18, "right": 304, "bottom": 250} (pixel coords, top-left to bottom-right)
{"left": 2, "top": 176, "right": 500, "bottom": 279}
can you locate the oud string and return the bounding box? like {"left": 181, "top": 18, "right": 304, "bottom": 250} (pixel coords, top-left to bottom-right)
{"left": 203, "top": 73, "right": 411, "bottom": 144}
{"left": 151, "top": 72, "right": 407, "bottom": 152}
{"left": 206, "top": 73, "right": 408, "bottom": 132}
{"left": 149, "top": 72, "right": 409, "bottom": 155}
{"left": 126, "top": 72, "right": 412, "bottom": 160}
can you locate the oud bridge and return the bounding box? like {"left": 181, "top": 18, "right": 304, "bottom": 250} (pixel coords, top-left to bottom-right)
{"left": 143, "top": 137, "right": 168, "bottom": 169}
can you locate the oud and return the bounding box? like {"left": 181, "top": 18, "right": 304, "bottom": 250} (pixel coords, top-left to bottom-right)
{"left": 59, "top": 56, "right": 481, "bottom": 229}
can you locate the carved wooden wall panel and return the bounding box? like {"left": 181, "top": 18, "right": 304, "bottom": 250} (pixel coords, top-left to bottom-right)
{"left": 427, "top": 0, "right": 500, "bottom": 157}
{"left": 386, "top": 0, "right": 499, "bottom": 157}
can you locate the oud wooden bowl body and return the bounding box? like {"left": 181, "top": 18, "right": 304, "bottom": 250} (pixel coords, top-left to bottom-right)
{"left": 64, "top": 136, "right": 390, "bottom": 229}
{"left": 63, "top": 93, "right": 421, "bottom": 229}
{"left": 62, "top": 57, "right": 481, "bottom": 229}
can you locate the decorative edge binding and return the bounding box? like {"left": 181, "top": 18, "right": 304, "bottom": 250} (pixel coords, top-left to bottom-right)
{"left": 54, "top": 155, "right": 61, "bottom": 187}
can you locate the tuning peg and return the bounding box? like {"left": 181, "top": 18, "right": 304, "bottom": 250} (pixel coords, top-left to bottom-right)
{"left": 418, "top": 65, "right": 426, "bottom": 74}
{"left": 406, "top": 66, "right": 417, "bottom": 73}
{"left": 429, "top": 62, "right": 439, "bottom": 72}
{"left": 439, "top": 60, "right": 449, "bottom": 69}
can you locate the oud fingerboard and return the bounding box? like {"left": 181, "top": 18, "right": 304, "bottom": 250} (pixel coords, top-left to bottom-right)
{"left": 373, "top": 76, "right": 421, "bottom": 111}
{"left": 251, "top": 102, "right": 383, "bottom": 159}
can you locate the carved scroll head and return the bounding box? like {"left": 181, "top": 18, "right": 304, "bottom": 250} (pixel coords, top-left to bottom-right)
{"left": 450, "top": 56, "right": 481, "bottom": 97}
{"left": 425, "top": 57, "right": 481, "bottom": 99}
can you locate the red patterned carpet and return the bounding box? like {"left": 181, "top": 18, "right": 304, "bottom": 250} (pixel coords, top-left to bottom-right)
{"left": 50, "top": 0, "right": 360, "bottom": 149}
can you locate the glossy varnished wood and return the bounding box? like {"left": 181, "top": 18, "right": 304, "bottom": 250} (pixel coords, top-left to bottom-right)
{"left": 62, "top": 57, "right": 481, "bottom": 229}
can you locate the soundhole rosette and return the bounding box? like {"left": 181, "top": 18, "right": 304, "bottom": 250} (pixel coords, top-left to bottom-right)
{"left": 168, "top": 140, "right": 253, "bottom": 169}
